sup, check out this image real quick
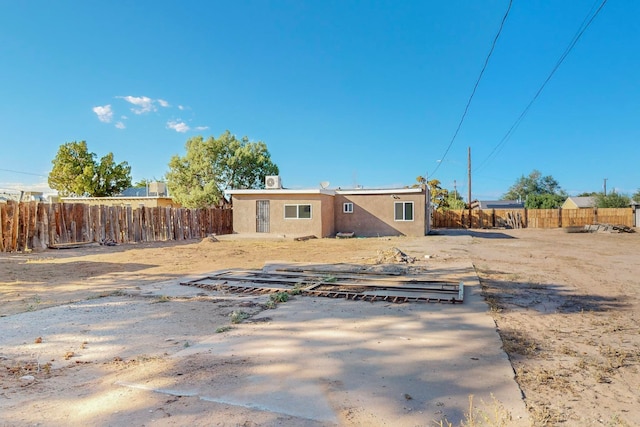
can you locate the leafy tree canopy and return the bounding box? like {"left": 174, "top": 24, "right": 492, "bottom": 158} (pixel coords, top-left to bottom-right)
{"left": 166, "top": 131, "right": 279, "bottom": 208}
{"left": 445, "top": 191, "right": 466, "bottom": 210}
{"left": 414, "top": 176, "right": 466, "bottom": 210}
{"left": 632, "top": 189, "right": 640, "bottom": 203}
{"left": 525, "top": 193, "right": 565, "bottom": 209}
{"left": 415, "top": 176, "right": 447, "bottom": 209}
{"left": 48, "top": 141, "right": 132, "bottom": 197}
{"left": 594, "top": 192, "right": 630, "bottom": 208}
{"left": 503, "top": 170, "right": 567, "bottom": 202}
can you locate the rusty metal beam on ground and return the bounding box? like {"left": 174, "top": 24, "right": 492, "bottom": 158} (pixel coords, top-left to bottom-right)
{"left": 180, "top": 267, "right": 464, "bottom": 304}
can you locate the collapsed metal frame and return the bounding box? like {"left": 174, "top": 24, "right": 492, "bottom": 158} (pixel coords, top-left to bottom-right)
{"left": 180, "top": 267, "right": 464, "bottom": 304}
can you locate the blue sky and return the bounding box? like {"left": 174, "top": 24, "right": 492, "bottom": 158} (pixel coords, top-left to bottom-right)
{"left": 1, "top": 1, "right": 638, "bottom": 200}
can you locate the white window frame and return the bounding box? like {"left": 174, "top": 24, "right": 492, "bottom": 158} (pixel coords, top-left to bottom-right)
{"left": 394, "top": 201, "right": 414, "bottom": 221}
{"left": 343, "top": 202, "right": 354, "bottom": 213}
{"left": 284, "top": 204, "right": 312, "bottom": 219}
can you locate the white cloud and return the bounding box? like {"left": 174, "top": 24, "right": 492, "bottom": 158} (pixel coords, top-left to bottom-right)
{"left": 118, "top": 95, "right": 156, "bottom": 114}
{"left": 93, "top": 104, "right": 113, "bottom": 123}
{"left": 167, "top": 120, "right": 190, "bottom": 133}
{"left": 93, "top": 97, "right": 207, "bottom": 133}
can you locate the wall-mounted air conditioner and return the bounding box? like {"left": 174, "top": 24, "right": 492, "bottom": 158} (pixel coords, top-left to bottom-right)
{"left": 265, "top": 175, "right": 282, "bottom": 189}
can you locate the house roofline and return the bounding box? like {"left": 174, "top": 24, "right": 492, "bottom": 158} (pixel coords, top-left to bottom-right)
{"left": 336, "top": 187, "right": 424, "bottom": 195}
{"left": 226, "top": 189, "right": 336, "bottom": 196}
{"left": 227, "top": 187, "right": 425, "bottom": 196}
{"left": 61, "top": 196, "right": 175, "bottom": 201}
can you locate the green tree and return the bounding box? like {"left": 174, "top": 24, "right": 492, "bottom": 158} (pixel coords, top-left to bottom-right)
{"left": 166, "top": 131, "right": 279, "bottom": 208}
{"left": 594, "top": 192, "right": 630, "bottom": 208}
{"left": 503, "top": 170, "right": 566, "bottom": 202}
{"left": 632, "top": 189, "right": 640, "bottom": 202}
{"left": 525, "top": 193, "right": 565, "bottom": 209}
{"left": 445, "top": 191, "right": 467, "bottom": 210}
{"left": 48, "top": 141, "right": 131, "bottom": 197}
{"left": 414, "top": 176, "right": 466, "bottom": 210}
{"left": 93, "top": 153, "right": 133, "bottom": 197}
{"left": 426, "top": 178, "right": 449, "bottom": 210}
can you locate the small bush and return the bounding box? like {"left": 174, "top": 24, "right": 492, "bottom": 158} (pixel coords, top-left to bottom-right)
{"left": 270, "top": 292, "right": 289, "bottom": 303}
{"left": 230, "top": 311, "right": 250, "bottom": 324}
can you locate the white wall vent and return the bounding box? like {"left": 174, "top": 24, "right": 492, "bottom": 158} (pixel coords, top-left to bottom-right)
{"left": 265, "top": 175, "right": 282, "bottom": 189}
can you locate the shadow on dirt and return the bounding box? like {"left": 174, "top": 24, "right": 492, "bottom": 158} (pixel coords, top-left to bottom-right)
{"left": 479, "top": 276, "right": 628, "bottom": 314}
{"left": 26, "top": 239, "right": 201, "bottom": 259}
{"left": 430, "top": 229, "right": 517, "bottom": 239}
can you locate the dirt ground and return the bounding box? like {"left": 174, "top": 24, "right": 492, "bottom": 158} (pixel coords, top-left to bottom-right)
{"left": 1, "top": 229, "right": 639, "bottom": 426}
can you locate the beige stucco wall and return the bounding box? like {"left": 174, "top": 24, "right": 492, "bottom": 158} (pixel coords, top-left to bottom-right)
{"left": 60, "top": 197, "right": 180, "bottom": 208}
{"left": 232, "top": 193, "right": 335, "bottom": 237}
{"left": 334, "top": 191, "right": 427, "bottom": 237}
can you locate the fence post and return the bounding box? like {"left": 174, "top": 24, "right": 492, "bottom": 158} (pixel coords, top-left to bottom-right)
{"left": 558, "top": 208, "right": 562, "bottom": 228}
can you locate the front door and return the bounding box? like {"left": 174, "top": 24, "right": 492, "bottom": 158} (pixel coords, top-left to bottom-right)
{"left": 256, "top": 200, "right": 270, "bottom": 233}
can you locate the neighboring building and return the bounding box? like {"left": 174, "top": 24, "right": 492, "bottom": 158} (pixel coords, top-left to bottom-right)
{"left": 471, "top": 200, "right": 524, "bottom": 210}
{"left": 60, "top": 182, "right": 180, "bottom": 208}
{"left": 60, "top": 182, "right": 181, "bottom": 208}
{"left": 60, "top": 196, "right": 180, "bottom": 208}
{"left": 631, "top": 200, "right": 640, "bottom": 228}
{"left": 562, "top": 196, "right": 596, "bottom": 209}
{"left": 227, "top": 177, "right": 429, "bottom": 237}
{"left": 0, "top": 190, "right": 45, "bottom": 202}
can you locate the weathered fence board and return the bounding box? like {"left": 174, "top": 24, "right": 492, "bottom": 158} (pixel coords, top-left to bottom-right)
{"left": 597, "top": 208, "right": 631, "bottom": 225}
{"left": 0, "top": 201, "right": 233, "bottom": 252}
{"left": 433, "top": 207, "right": 634, "bottom": 230}
{"left": 562, "top": 208, "right": 595, "bottom": 227}
{"left": 527, "top": 209, "right": 560, "bottom": 228}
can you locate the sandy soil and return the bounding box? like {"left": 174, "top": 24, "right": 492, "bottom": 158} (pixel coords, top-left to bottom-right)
{"left": 1, "top": 229, "right": 639, "bottom": 426}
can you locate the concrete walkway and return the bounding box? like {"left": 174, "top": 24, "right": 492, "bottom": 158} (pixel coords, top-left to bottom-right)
{"left": 1, "top": 258, "right": 530, "bottom": 425}
{"left": 165, "top": 261, "right": 530, "bottom": 425}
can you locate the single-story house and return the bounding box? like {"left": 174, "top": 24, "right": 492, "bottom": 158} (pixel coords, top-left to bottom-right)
{"left": 227, "top": 177, "right": 430, "bottom": 237}
{"left": 59, "top": 182, "right": 181, "bottom": 208}
{"left": 562, "top": 196, "right": 596, "bottom": 209}
{"left": 60, "top": 195, "right": 180, "bottom": 208}
{"left": 471, "top": 200, "right": 524, "bottom": 210}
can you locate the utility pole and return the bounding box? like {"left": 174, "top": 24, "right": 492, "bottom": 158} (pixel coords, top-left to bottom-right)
{"left": 468, "top": 147, "right": 472, "bottom": 228}
{"left": 453, "top": 179, "right": 458, "bottom": 199}
{"left": 603, "top": 178, "right": 607, "bottom": 196}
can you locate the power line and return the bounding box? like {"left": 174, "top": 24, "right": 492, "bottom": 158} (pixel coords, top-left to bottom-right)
{"left": 475, "top": 0, "right": 608, "bottom": 173}
{"left": 430, "top": 0, "right": 513, "bottom": 179}
{"left": 0, "top": 168, "right": 48, "bottom": 177}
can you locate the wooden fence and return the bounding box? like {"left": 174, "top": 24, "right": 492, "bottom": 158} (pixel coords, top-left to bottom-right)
{"left": 0, "top": 201, "right": 233, "bottom": 252}
{"left": 433, "top": 208, "right": 635, "bottom": 229}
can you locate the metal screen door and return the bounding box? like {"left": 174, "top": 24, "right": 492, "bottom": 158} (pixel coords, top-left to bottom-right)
{"left": 256, "top": 200, "right": 270, "bottom": 233}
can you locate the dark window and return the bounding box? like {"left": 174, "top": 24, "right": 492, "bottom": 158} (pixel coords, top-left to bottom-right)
{"left": 284, "top": 204, "right": 312, "bottom": 219}
{"left": 394, "top": 201, "right": 414, "bottom": 221}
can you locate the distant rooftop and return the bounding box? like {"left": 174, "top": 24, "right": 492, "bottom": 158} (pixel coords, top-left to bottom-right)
{"left": 565, "top": 196, "right": 596, "bottom": 208}
{"left": 472, "top": 200, "right": 524, "bottom": 210}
